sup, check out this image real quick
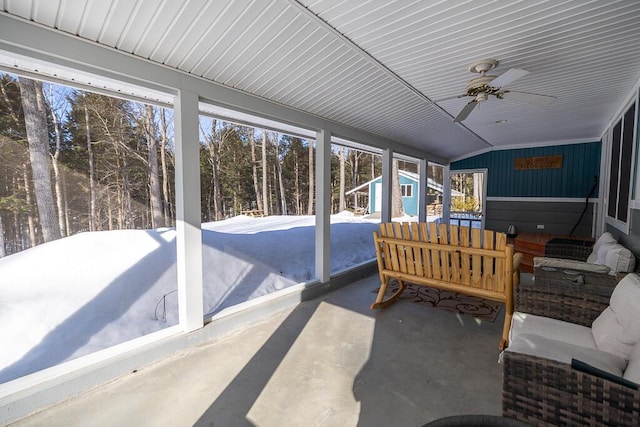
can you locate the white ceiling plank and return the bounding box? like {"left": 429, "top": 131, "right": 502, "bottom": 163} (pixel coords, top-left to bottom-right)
{"left": 32, "top": 0, "right": 61, "bottom": 27}
{"left": 77, "top": 0, "right": 115, "bottom": 41}
{"left": 209, "top": 3, "right": 295, "bottom": 84}
{"left": 4, "top": 0, "right": 32, "bottom": 20}
{"left": 96, "top": 0, "right": 137, "bottom": 46}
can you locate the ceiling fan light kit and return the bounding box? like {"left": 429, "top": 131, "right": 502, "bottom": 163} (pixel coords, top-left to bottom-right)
{"left": 450, "top": 58, "right": 556, "bottom": 122}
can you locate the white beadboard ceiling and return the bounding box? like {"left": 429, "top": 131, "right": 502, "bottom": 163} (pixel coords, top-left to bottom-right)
{"left": 2, "top": 0, "right": 640, "bottom": 161}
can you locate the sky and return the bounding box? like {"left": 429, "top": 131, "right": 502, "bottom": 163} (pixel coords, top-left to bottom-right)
{"left": 0, "top": 213, "right": 383, "bottom": 384}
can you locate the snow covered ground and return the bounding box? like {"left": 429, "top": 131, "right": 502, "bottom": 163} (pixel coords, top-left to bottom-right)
{"left": 0, "top": 213, "right": 387, "bottom": 383}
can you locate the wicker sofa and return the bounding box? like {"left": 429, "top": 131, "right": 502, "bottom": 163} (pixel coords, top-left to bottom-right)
{"left": 502, "top": 273, "right": 640, "bottom": 425}
{"left": 534, "top": 232, "right": 636, "bottom": 277}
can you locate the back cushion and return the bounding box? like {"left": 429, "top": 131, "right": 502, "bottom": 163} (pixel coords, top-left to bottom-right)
{"left": 605, "top": 244, "right": 636, "bottom": 274}
{"left": 624, "top": 340, "right": 640, "bottom": 384}
{"left": 592, "top": 274, "right": 640, "bottom": 359}
{"left": 588, "top": 232, "right": 617, "bottom": 264}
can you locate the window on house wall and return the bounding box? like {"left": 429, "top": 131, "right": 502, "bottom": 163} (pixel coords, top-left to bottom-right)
{"left": 607, "top": 100, "right": 636, "bottom": 227}
{"left": 401, "top": 184, "right": 412, "bottom": 197}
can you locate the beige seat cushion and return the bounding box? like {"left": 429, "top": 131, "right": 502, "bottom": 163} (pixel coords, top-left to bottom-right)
{"left": 507, "top": 333, "right": 626, "bottom": 376}
{"left": 510, "top": 311, "right": 597, "bottom": 349}
{"left": 533, "top": 256, "right": 611, "bottom": 273}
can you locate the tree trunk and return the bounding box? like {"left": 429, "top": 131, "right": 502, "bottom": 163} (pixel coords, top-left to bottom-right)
{"left": 0, "top": 214, "right": 5, "bottom": 257}
{"left": 22, "top": 163, "right": 37, "bottom": 246}
{"left": 19, "top": 77, "right": 60, "bottom": 242}
{"left": 208, "top": 120, "right": 224, "bottom": 221}
{"left": 159, "top": 109, "right": 171, "bottom": 225}
{"left": 47, "top": 88, "right": 67, "bottom": 237}
{"left": 84, "top": 95, "right": 97, "bottom": 232}
{"left": 307, "top": 141, "right": 314, "bottom": 215}
{"left": 261, "top": 131, "right": 269, "bottom": 216}
{"left": 145, "top": 105, "right": 164, "bottom": 228}
{"left": 294, "top": 154, "right": 300, "bottom": 214}
{"left": 371, "top": 153, "right": 376, "bottom": 181}
{"left": 275, "top": 134, "right": 287, "bottom": 215}
{"left": 250, "top": 131, "right": 263, "bottom": 212}
{"left": 392, "top": 159, "right": 404, "bottom": 218}
{"left": 339, "top": 146, "right": 346, "bottom": 212}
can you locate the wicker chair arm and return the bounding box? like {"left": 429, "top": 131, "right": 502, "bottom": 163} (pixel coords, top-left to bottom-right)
{"left": 503, "top": 351, "right": 640, "bottom": 425}
{"left": 515, "top": 281, "right": 609, "bottom": 327}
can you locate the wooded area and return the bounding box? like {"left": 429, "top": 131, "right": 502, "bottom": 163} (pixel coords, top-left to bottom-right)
{"left": 0, "top": 73, "right": 437, "bottom": 257}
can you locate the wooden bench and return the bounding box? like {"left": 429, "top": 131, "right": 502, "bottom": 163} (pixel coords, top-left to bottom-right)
{"left": 372, "top": 222, "right": 522, "bottom": 349}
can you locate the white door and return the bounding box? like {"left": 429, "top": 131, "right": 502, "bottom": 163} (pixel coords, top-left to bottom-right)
{"left": 374, "top": 183, "right": 382, "bottom": 212}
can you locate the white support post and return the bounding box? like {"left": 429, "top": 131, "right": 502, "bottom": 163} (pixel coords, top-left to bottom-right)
{"left": 381, "top": 148, "right": 393, "bottom": 223}
{"left": 418, "top": 157, "right": 428, "bottom": 222}
{"left": 315, "top": 129, "right": 331, "bottom": 283}
{"left": 174, "top": 89, "right": 204, "bottom": 332}
{"left": 443, "top": 164, "right": 452, "bottom": 224}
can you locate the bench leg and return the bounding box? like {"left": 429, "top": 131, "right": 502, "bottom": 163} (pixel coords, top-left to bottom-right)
{"left": 500, "top": 311, "right": 513, "bottom": 350}
{"left": 371, "top": 279, "right": 406, "bottom": 309}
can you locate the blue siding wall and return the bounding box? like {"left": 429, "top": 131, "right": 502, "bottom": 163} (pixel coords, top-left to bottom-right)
{"left": 451, "top": 142, "right": 601, "bottom": 198}
{"left": 400, "top": 175, "right": 418, "bottom": 215}
{"left": 369, "top": 175, "right": 419, "bottom": 215}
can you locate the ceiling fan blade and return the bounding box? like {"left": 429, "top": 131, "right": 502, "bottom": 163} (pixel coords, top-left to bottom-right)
{"left": 490, "top": 68, "right": 529, "bottom": 88}
{"left": 501, "top": 90, "right": 557, "bottom": 105}
{"left": 454, "top": 100, "right": 478, "bottom": 122}
{"left": 435, "top": 93, "right": 469, "bottom": 103}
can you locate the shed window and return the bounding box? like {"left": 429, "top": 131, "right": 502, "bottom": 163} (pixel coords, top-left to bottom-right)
{"left": 401, "top": 184, "right": 412, "bottom": 197}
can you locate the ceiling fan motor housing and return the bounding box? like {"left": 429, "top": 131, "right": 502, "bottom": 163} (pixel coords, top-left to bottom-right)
{"left": 465, "top": 75, "right": 500, "bottom": 97}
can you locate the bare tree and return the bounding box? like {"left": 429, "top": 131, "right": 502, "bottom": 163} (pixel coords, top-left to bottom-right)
{"left": 261, "top": 130, "right": 269, "bottom": 216}
{"left": 250, "top": 130, "right": 262, "bottom": 212}
{"left": 143, "top": 105, "right": 163, "bottom": 227}
{"left": 392, "top": 159, "right": 403, "bottom": 218}
{"left": 83, "top": 94, "right": 98, "bottom": 231}
{"left": 275, "top": 133, "right": 287, "bottom": 215}
{"left": 45, "top": 84, "right": 68, "bottom": 237}
{"left": 18, "top": 77, "right": 60, "bottom": 242}
{"left": 307, "top": 140, "right": 314, "bottom": 215}
{"left": 159, "top": 109, "right": 172, "bottom": 225}
{"left": 339, "top": 146, "right": 346, "bottom": 212}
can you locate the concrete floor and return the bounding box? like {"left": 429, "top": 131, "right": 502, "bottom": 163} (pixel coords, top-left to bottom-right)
{"left": 11, "top": 273, "right": 515, "bottom": 427}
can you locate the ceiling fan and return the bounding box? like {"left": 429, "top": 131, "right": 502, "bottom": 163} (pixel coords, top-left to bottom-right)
{"left": 442, "top": 59, "right": 557, "bottom": 122}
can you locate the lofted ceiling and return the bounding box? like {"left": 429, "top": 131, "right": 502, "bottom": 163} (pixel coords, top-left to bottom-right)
{"left": 1, "top": 0, "right": 640, "bottom": 161}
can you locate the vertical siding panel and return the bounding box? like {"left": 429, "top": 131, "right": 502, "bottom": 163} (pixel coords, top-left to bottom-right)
{"left": 452, "top": 142, "right": 601, "bottom": 198}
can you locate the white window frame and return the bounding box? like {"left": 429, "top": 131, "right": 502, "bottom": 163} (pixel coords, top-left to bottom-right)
{"left": 401, "top": 183, "right": 412, "bottom": 198}
{"left": 605, "top": 95, "right": 638, "bottom": 233}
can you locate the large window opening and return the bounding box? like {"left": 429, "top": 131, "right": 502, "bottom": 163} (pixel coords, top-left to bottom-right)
{"left": 330, "top": 142, "right": 381, "bottom": 273}
{"left": 606, "top": 99, "right": 636, "bottom": 229}
{"left": 0, "top": 72, "right": 177, "bottom": 384}
{"left": 197, "top": 112, "right": 321, "bottom": 315}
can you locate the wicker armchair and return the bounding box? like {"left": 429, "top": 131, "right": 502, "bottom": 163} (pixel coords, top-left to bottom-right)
{"left": 503, "top": 278, "right": 640, "bottom": 426}
{"left": 543, "top": 237, "right": 594, "bottom": 262}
